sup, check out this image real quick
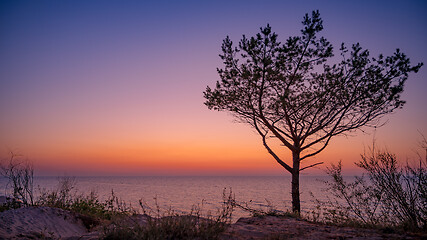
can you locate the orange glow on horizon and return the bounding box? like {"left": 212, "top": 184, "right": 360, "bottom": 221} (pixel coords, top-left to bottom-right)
{"left": 2, "top": 118, "right": 423, "bottom": 176}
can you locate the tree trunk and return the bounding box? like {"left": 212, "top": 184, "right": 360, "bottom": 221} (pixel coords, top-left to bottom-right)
{"left": 291, "top": 151, "right": 300, "bottom": 213}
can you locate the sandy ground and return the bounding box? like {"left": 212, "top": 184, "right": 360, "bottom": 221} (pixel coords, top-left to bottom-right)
{"left": 0, "top": 207, "right": 423, "bottom": 239}
{"left": 0, "top": 207, "right": 88, "bottom": 239}
{"left": 220, "top": 216, "right": 421, "bottom": 239}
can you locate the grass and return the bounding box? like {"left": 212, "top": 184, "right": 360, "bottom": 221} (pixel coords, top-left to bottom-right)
{"left": 35, "top": 177, "right": 133, "bottom": 230}
{"left": 102, "top": 214, "right": 229, "bottom": 240}
{"left": 0, "top": 173, "right": 235, "bottom": 239}
{"left": 102, "top": 189, "right": 234, "bottom": 240}
{"left": 0, "top": 197, "right": 22, "bottom": 212}
{"left": 11, "top": 177, "right": 234, "bottom": 239}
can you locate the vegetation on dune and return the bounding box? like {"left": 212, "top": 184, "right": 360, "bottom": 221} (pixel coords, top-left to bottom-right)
{"left": 1, "top": 140, "right": 426, "bottom": 238}
{"left": 36, "top": 177, "right": 133, "bottom": 229}
{"left": 0, "top": 159, "right": 235, "bottom": 238}
{"left": 102, "top": 190, "right": 234, "bottom": 240}
{"left": 309, "top": 138, "right": 426, "bottom": 232}
{"left": 34, "top": 179, "right": 235, "bottom": 239}
{"left": 0, "top": 152, "right": 34, "bottom": 207}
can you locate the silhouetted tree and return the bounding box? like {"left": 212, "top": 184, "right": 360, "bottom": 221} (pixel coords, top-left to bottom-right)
{"left": 203, "top": 11, "right": 422, "bottom": 213}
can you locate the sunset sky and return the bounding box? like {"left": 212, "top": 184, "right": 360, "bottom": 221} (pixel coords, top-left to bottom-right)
{"left": 1, "top": 0, "right": 426, "bottom": 176}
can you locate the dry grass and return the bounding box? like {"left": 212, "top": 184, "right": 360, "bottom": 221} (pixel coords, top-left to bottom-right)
{"left": 101, "top": 189, "right": 234, "bottom": 240}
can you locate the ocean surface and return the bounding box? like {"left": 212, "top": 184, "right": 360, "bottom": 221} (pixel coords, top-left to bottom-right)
{"left": 0, "top": 175, "right": 337, "bottom": 220}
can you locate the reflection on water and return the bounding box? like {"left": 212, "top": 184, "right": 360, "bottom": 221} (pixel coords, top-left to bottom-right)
{"left": 0, "top": 175, "right": 336, "bottom": 220}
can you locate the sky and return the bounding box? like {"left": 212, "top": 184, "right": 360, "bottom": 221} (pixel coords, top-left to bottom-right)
{"left": 1, "top": 0, "right": 426, "bottom": 176}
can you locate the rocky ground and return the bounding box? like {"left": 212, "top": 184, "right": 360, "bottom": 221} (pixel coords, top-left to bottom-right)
{"left": 0, "top": 207, "right": 423, "bottom": 239}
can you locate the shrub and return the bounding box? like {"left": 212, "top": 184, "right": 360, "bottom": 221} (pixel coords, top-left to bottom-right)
{"left": 0, "top": 152, "right": 34, "bottom": 207}
{"left": 37, "top": 177, "right": 131, "bottom": 229}
{"left": 356, "top": 146, "right": 426, "bottom": 230}
{"left": 314, "top": 141, "right": 426, "bottom": 231}
{"left": 37, "top": 176, "right": 76, "bottom": 209}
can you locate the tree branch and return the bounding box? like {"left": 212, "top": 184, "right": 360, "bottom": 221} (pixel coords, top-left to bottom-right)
{"left": 253, "top": 112, "right": 293, "bottom": 173}
{"left": 300, "top": 161, "right": 324, "bottom": 171}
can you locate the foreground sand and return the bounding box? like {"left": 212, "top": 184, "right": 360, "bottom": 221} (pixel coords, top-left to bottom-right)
{"left": 0, "top": 207, "right": 89, "bottom": 239}
{"left": 221, "top": 216, "right": 420, "bottom": 239}
{"left": 0, "top": 206, "right": 422, "bottom": 239}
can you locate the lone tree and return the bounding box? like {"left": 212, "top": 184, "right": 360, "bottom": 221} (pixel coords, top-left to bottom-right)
{"left": 203, "top": 11, "right": 422, "bottom": 213}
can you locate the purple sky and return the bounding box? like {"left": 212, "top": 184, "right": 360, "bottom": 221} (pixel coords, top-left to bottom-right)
{"left": 1, "top": 0, "right": 426, "bottom": 175}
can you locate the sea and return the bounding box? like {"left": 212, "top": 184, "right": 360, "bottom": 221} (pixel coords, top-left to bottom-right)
{"left": 0, "top": 175, "right": 338, "bottom": 221}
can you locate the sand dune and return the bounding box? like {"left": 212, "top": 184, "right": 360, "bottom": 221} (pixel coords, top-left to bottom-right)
{"left": 0, "top": 207, "right": 88, "bottom": 239}
{"left": 0, "top": 206, "right": 422, "bottom": 239}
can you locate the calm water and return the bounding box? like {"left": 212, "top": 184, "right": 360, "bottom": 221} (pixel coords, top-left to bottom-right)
{"left": 0, "top": 175, "right": 333, "bottom": 220}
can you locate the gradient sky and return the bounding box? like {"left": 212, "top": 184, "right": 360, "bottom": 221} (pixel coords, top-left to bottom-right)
{"left": 1, "top": 0, "right": 426, "bottom": 176}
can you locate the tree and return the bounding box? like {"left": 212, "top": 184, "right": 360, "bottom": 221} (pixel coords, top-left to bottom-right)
{"left": 203, "top": 11, "right": 422, "bottom": 213}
